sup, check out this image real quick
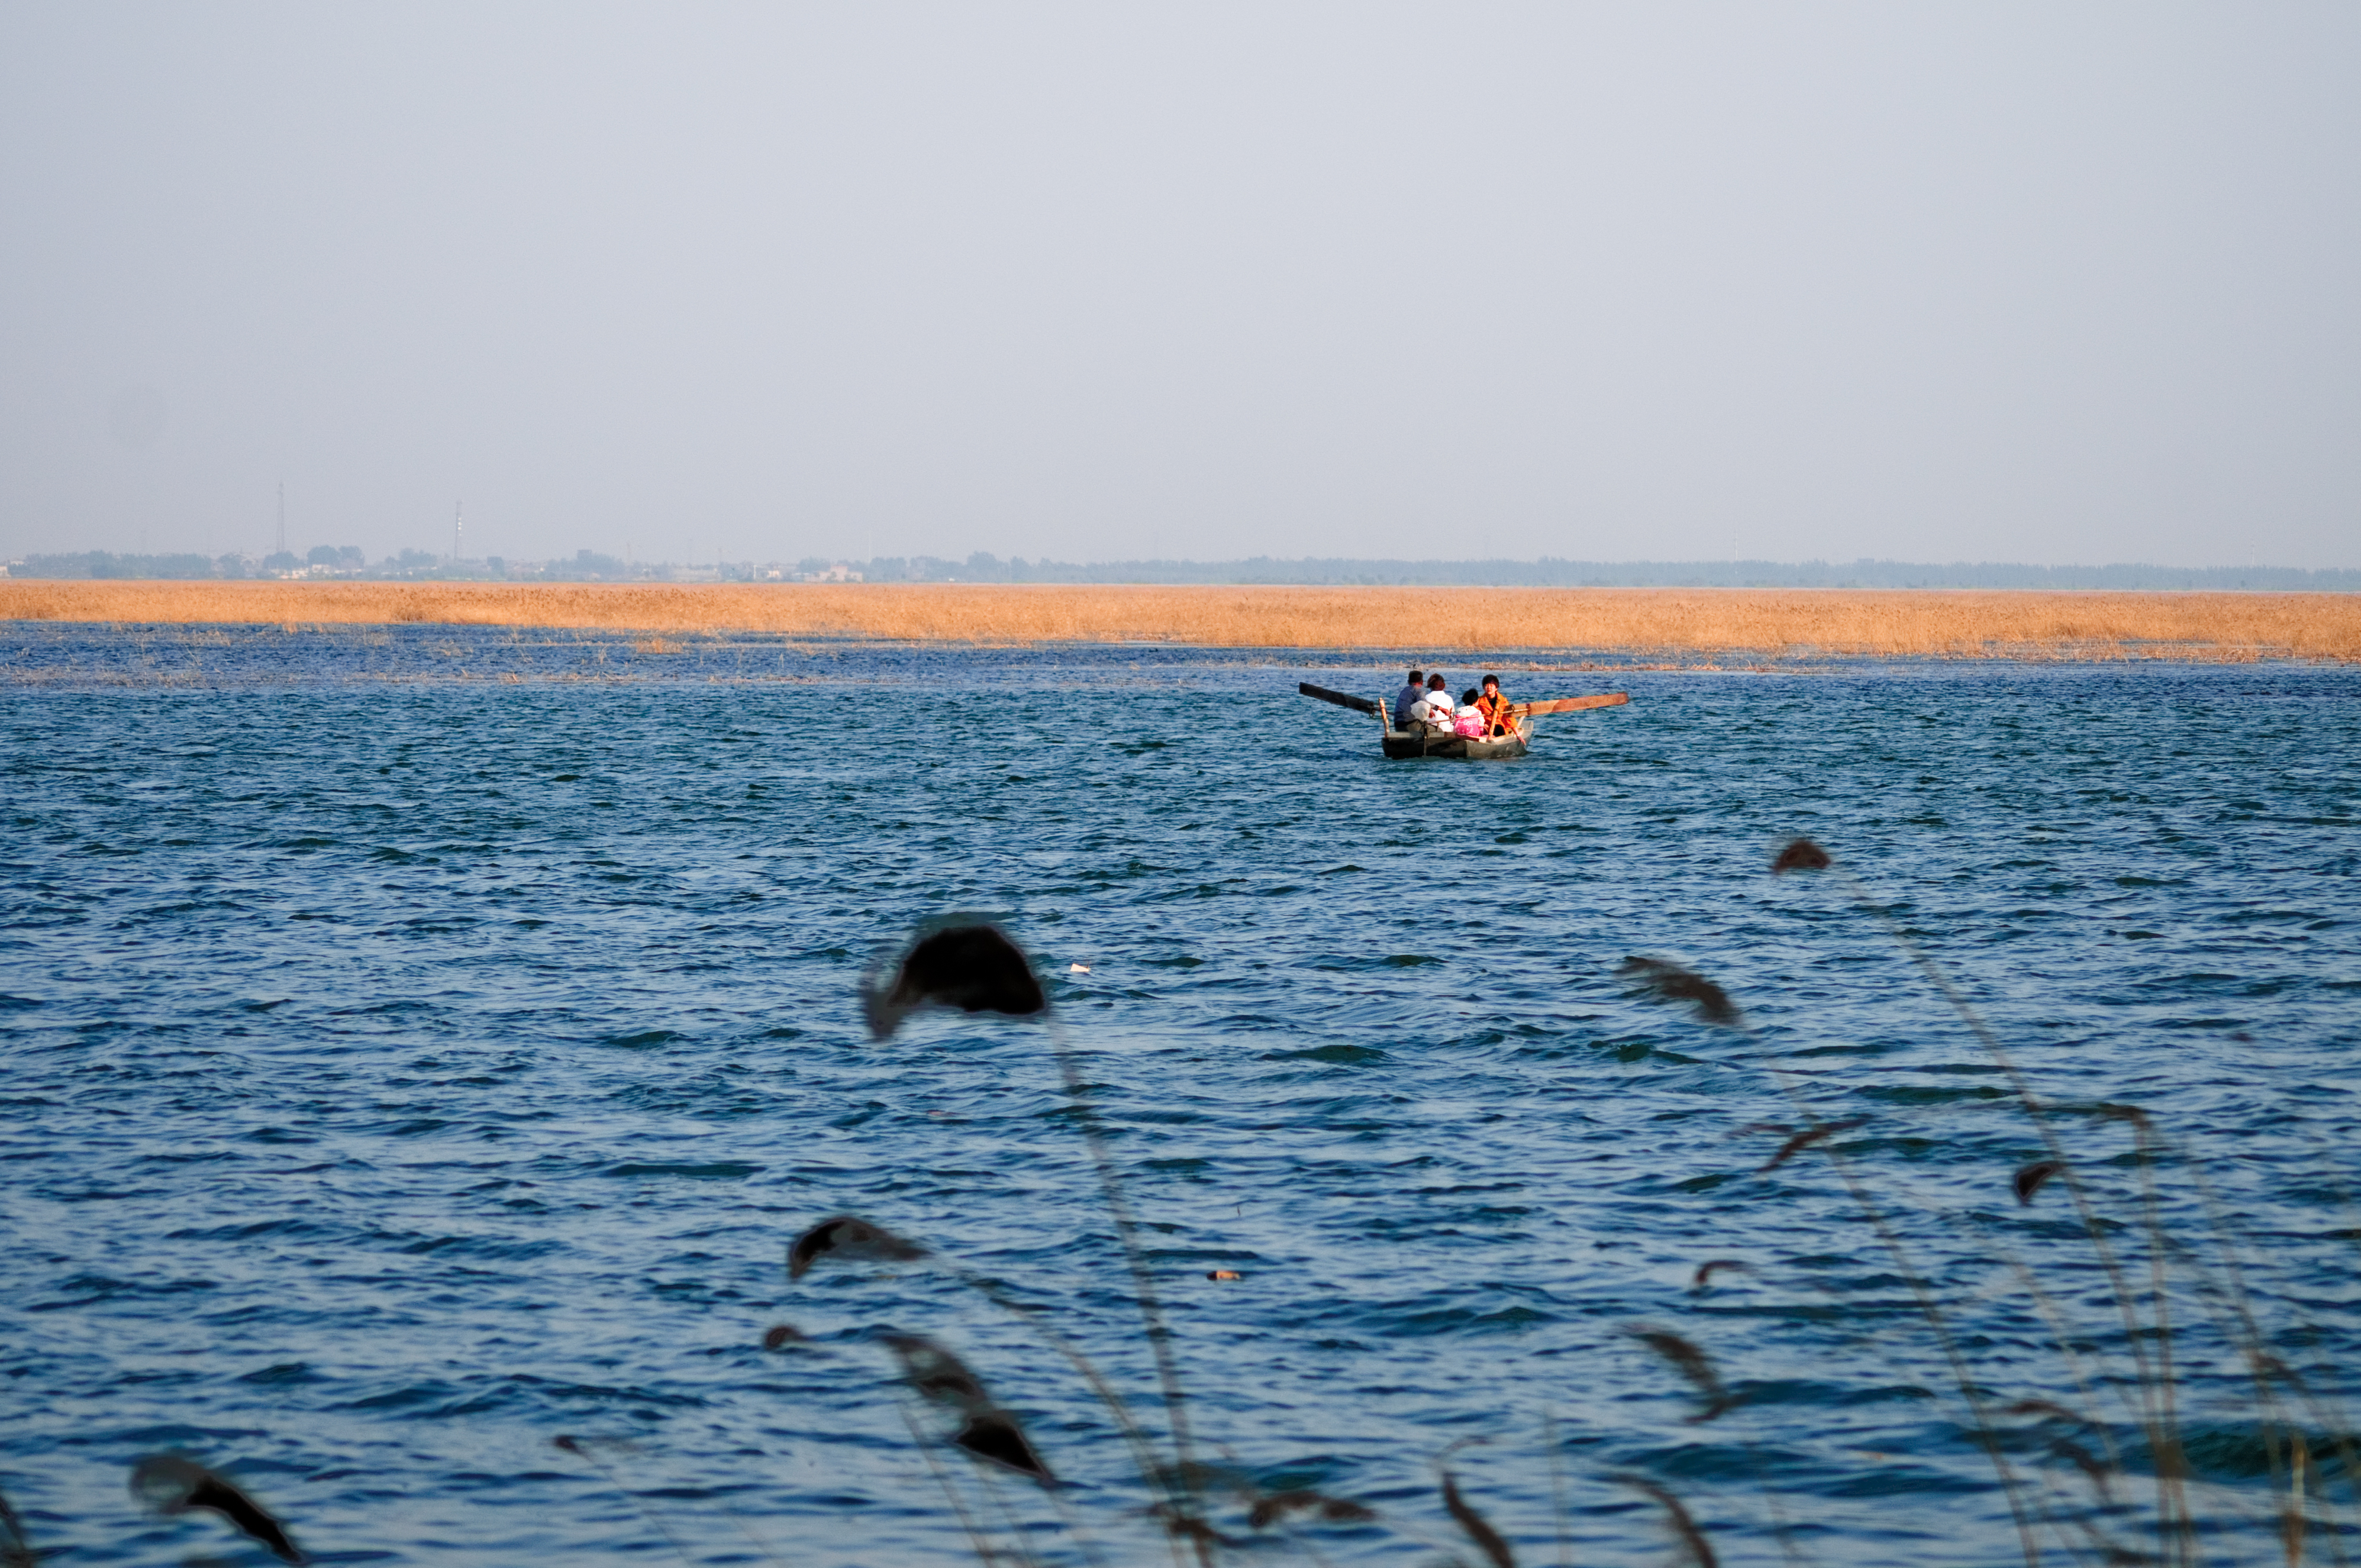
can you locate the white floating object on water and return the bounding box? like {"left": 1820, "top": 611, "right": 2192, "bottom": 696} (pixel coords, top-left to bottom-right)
{"left": 1069, "top": 963, "right": 1090, "bottom": 973}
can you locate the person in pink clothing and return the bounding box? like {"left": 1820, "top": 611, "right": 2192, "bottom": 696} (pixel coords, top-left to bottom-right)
{"left": 1452, "top": 688, "right": 1488, "bottom": 738}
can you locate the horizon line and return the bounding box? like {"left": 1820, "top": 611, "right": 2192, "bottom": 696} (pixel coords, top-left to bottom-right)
{"left": 10, "top": 547, "right": 2358, "bottom": 572}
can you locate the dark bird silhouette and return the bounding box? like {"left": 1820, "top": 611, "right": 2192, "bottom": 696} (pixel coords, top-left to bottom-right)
{"left": 787, "top": 1215, "right": 927, "bottom": 1280}
{"left": 129, "top": 1456, "right": 304, "bottom": 1564}
{"left": 1771, "top": 838, "right": 1831, "bottom": 873}
{"left": 865, "top": 924, "right": 1047, "bottom": 1039}
{"left": 1618, "top": 956, "right": 1744, "bottom": 1028}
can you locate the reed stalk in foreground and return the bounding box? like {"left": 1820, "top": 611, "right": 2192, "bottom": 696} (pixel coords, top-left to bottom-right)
{"left": 128, "top": 1456, "right": 305, "bottom": 1565}
{"left": 749, "top": 896, "right": 2356, "bottom": 1566}
{"left": 1437, "top": 1461, "right": 1518, "bottom": 1568}
{"left": 551, "top": 1436, "right": 729, "bottom": 1568}
{"left": 783, "top": 1206, "right": 1198, "bottom": 1568}
{"left": 1622, "top": 952, "right": 2045, "bottom": 1564}
{"left": 858, "top": 921, "right": 1215, "bottom": 1563}
{"left": 1615, "top": 1477, "right": 1718, "bottom": 1568}
{"left": 0, "top": 1480, "right": 35, "bottom": 1568}
{"left": 1764, "top": 837, "right": 2357, "bottom": 1565}
{"left": 1776, "top": 841, "right": 2201, "bottom": 1560}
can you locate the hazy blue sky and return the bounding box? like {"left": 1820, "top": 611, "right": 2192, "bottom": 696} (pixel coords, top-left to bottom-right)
{"left": 4, "top": 4, "right": 2355, "bottom": 567}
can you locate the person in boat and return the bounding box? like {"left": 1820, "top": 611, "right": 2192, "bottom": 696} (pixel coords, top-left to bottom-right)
{"left": 1408, "top": 673, "right": 1455, "bottom": 733}
{"left": 1452, "top": 689, "right": 1489, "bottom": 738}
{"left": 1475, "top": 675, "right": 1515, "bottom": 738}
{"left": 1393, "top": 669, "right": 1425, "bottom": 729}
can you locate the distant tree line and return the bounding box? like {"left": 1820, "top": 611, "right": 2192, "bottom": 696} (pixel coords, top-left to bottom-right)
{"left": 10, "top": 551, "right": 249, "bottom": 579}
{"left": 8, "top": 547, "right": 379, "bottom": 580}
{"left": 5, "top": 547, "right": 640, "bottom": 583}
{"left": 9, "top": 548, "right": 2356, "bottom": 591}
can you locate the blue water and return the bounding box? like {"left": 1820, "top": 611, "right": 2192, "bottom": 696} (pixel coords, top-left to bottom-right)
{"left": 4, "top": 625, "right": 2358, "bottom": 1566}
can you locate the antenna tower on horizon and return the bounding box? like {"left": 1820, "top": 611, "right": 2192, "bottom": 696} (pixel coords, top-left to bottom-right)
{"left": 454, "top": 501, "right": 463, "bottom": 564}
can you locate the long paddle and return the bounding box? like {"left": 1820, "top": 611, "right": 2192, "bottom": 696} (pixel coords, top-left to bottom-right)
{"left": 1298, "top": 682, "right": 1382, "bottom": 717}
{"left": 1512, "top": 692, "right": 1630, "bottom": 718}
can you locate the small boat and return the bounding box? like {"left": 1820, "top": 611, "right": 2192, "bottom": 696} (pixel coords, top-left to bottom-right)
{"left": 1298, "top": 682, "right": 1629, "bottom": 759}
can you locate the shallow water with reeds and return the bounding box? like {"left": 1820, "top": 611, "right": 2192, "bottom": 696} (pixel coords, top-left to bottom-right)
{"left": 4, "top": 626, "right": 2358, "bottom": 1566}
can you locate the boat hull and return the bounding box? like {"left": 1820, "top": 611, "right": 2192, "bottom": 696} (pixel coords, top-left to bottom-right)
{"left": 1301, "top": 683, "right": 1621, "bottom": 760}
{"left": 1381, "top": 728, "right": 1528, "bottom": 760}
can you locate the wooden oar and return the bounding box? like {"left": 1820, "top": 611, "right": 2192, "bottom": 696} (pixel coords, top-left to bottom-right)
{"left": 1298, "top": 682, "right": 1382, "bottom": 716}
{"left": 1513, "top": 692, "right": 1630, "bottom": 718}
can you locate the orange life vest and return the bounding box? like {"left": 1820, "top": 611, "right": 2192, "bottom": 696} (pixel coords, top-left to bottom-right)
{"left": 1476, "top": 689, "right": 1514, "bottom": 735}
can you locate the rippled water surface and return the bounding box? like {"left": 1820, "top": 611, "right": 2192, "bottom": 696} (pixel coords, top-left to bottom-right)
{"left": 4, "top": 626, "right": 2358, "bottom": 1566}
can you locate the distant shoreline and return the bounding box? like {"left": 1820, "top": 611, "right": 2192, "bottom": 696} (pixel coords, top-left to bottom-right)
{"left": 12, "top": 550, "right": 2357, "bottom": 592}
{"left": 3, "top": 580, "right": 2357, "bottom": 661}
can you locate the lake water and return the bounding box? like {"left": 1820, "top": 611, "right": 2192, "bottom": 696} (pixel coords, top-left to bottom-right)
{"left": 4, "top": 624, "right": 2357, "bottom": 1567}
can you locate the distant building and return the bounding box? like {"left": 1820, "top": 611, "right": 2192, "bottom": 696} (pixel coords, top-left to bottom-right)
{"left": 796, "top": 563, "right": 863, "bottom": 583}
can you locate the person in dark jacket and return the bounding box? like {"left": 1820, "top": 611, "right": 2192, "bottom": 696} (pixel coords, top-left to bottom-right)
{"left": 1408, "top": 673, "right": 1454, "bottom": 732}
{"left": 1393, "top": 669, "right": 1425, "bottom": 728}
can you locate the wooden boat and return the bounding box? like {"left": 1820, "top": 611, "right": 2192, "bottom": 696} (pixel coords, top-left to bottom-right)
{"left": 1298, "top": 682, "right": 1628, "bottom": 759}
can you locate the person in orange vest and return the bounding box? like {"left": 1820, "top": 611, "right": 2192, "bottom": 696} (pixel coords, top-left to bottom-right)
{"left": 1475, "top": 674, "right": 1515, "bottom": 738}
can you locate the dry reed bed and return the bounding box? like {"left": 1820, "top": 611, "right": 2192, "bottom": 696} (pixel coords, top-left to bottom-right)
{"left": 4, "top": 580, "right": 2358, "bottom": 659}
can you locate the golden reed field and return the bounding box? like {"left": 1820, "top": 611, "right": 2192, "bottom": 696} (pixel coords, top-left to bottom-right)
{"left": 3, "top": 579, "right": 2357, "bottom": 660}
